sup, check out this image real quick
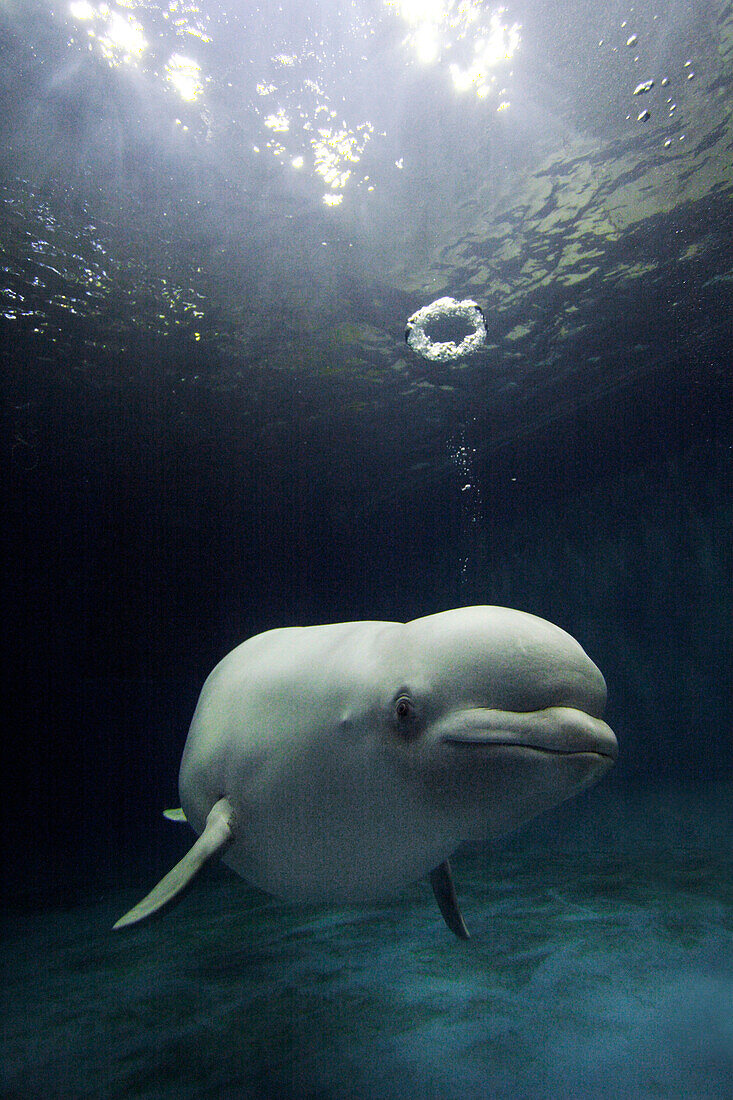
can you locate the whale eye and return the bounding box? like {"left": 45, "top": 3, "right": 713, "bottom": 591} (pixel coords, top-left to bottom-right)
{"left": 393, "top": 693, "right": 420, "bottom": 738}
{"left": 395, "top": 697, "right": 414, "bottom": 720}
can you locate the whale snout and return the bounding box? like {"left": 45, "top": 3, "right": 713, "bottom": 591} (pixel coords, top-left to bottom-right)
{"left": 437, "top": 705, "right": 618, "bottom": 763}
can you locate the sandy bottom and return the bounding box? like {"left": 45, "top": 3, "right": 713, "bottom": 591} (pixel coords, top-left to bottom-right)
{"left": 3, "top": 790, "right": 732, "bottom": 1099}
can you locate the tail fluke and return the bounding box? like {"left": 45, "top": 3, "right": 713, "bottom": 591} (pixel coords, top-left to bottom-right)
{"left": 163, "top": 807, "right": 187, "bottom": 822}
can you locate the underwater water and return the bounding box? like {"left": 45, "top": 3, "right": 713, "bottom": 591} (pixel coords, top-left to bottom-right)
{"left": 2, "top": 0, "right": 731, "bottom": 1095}
{"left": 3, "top": 787, "right": 731, "bottom": 1099}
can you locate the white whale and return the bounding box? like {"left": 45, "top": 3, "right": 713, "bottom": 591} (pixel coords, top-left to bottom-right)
{"left": 114, "top": 606, "right": 617, "bottom": 938}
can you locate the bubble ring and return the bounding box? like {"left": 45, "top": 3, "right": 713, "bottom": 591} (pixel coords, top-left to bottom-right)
{"left": 405, "top": 296, "right": 487, "bottom": 362}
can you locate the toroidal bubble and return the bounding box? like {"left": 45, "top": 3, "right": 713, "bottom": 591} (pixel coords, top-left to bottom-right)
{"left": 405, "top": 297, "right": 487, "bottom": 362}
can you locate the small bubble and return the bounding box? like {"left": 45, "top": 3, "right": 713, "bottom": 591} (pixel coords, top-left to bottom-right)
{"left": 684, "top": 59, "right": 693, "bottom": 68}
{"left": 679, "top": 134, "right": 685, "bottom": 141}
{"left": 637, "top": 109, "right": 650, "bottom": 121}
{"left": 664, "top": 139, "right": 671, "bottom": 147}
{"left": 687, "top": 71, "right": 695, "bottom": 80}
{"left": 633, "top": 79, "right": 654, "bottom": 95}
{"left": 626, "top": 34, "right": 638, "bottom": 46}
{"left": 661, "top": 76, "right": 669, "bottom": 86}
{"left": 669, "top": 103, "right": 676, "bottom": 112}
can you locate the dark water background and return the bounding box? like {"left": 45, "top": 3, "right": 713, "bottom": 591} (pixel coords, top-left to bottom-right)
{"left": 2, "top": 0, "right": 731, "bottom": 1096}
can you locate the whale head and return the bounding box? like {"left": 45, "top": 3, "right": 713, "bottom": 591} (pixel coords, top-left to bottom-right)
{"left": 374, "top": 605, "right": 617, "bottom": 844}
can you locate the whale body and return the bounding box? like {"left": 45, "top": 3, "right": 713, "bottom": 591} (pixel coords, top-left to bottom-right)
{"left": 114, "top": 606, "right": 617, "bottom": 938}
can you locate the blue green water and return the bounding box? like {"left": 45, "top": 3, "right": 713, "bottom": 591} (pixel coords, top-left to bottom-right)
{"left": 2, "top": 0, "right": 731, "bottom": 1094}
{"left": 3, "top": 787, "right": 731, "bottom": 1099}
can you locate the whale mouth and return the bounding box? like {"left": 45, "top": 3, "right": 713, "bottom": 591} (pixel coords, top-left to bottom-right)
{"left": 443, "top": 740, "right": 616, "bottom": 760}
{"left": 438, "top": 705, "right": 618, "bottom": 762}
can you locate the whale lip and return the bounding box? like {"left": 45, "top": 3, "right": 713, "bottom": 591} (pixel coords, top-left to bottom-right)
{"left": 438, "top": 706, "right": 618, "bottom": 762}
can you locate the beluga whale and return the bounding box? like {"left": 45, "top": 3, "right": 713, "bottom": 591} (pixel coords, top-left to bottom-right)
{"left": 114, "top": 606, "right": 617, "bottom": 938}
